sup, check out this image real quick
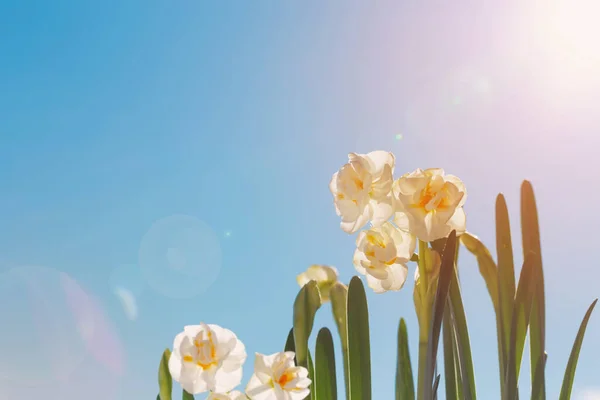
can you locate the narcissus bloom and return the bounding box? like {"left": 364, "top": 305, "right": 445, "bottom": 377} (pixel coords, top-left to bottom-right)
{"left": 207, "top": 391, "right": 247, "bottom": 400}
{"left": 393, "top": 168, "right": 466, "bottom": 242}
{"left": 330, "top": 151, "right": 395, "bottom": 233}
{"left": 353, "top": 221, "right": 416, "bottom": 293}
{"left": 296, "top": 265, "right": 338, "bottom": 302}
{"left": 168, "top": 323, "right": 247, "bottom": 395}
{"left": 245, "top": 352, "right": 311, "bottom": 400}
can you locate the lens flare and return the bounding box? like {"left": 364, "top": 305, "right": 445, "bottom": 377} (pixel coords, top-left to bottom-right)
{"left": 0, "top": 266, "right": 88, "bottom": 386}
{"left": 61, "top": 274, "right": 126, "bottom": 376}
{"left": 139, "top": 214, "right": 222, "bottom": 299}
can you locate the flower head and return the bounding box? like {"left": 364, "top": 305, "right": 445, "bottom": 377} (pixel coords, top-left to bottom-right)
{"left": 353, "top": 221, "right": 416, "bottom": 293}
{"left": 208, "top": 391, "right": 248, "bottom": 400}
{"left": 330, "top": 151, "right": 396, "bottom": 233}
{"left": 296, "top": 265, "right": 338, "bottom": 302}
{"left": 393, "top": 168, "right": 466, "bottom": 242}
{"left": 168, "top": 323, "right": 247, "bottom": 395}
{"left": 245, "top": 351, "right": 311, "bottom": 400}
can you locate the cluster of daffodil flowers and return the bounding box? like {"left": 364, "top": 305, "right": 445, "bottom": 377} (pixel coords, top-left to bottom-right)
{"left": 296, "top": 150, "right": 467, "bottom": 398}
{"left": 167, "top": 322, "right": 311, "bottom": 400}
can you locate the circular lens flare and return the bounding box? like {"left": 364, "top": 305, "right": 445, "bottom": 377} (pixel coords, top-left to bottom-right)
{"left": 139, "top": 214, "right": 223, "bottom": 299}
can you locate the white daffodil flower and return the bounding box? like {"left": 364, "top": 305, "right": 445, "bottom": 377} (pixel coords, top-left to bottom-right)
{"left": 207, "top": 390, "right": 247, "bottom": 400}
{"left": 330, "top": 151, "right": 396, "bottom": 233}
{"left": 393, "top": 168, "right": 467, "bottom": 242}
{"left": 168, "top": 323, "right": 247, "bottom": 395}
{"left": 353, "top": 221, "right": 416, "bottom": 293}
{"left": 245, "top": 352, "right": 311, "bottom": 400}
{"left": 296, "top": 265, "right": 339, "bottom": 302}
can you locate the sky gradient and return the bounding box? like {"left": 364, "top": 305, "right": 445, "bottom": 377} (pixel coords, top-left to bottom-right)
{"left": 2, "top": 1, "right": 600, "bottom": 399}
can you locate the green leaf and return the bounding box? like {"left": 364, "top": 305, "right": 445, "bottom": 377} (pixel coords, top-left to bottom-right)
{"left": 531, "top": 353, "right": 547, "bottom": 400}
{"left": 432, "top": 374, "right": 441, "bottom": 400}
{"left": 559, "top": 299, "right": 598, "bottom": 400}
{"left": 520, "top": 181, "right": 546, "bottom": 400}
{"left": 293, "top": 280, "right": 322, "bottom": 369}
{"left": 158, "top": 349, "right": 173, "bottom": 400}
{"left": 448, "top": 268, "right": 477, "bottom": 400}
{"left": 424, "top": 231, "right": 457, "bottom": 400}
{"left": 504, "top": 256, "right": 537, "bottom": 400}
{"left": 285, "top": 327, "right": 296, "bottom": 351}
{"left": 495, "top": 194, "right": 515, "bottom": 365}
{"left": 442, "top": 310, "right": 458, "bottom": 400}
{"left": 330, "top": 282, "right": 349, "bottom": 398}
{"left": 308, "top": 350, "right": 316, "bottom": 400}
{"left": 347, "top": 276, "right": 372, "bottom": 400}
{"left": 396, "top": 318, "right": 415, "bottom": 400}
{"left": 460, "top": 232, "right": 499, "bottom": 311}
{"left": 315, "top": 328, "right": 337, "bottom": 400}
{"left": 182, "top": 390, "right": 194, "bottom": 400}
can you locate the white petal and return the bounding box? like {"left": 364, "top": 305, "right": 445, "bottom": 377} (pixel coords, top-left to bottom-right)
{"left": 213, "top": 365, "right": 243, "bottom": 393}
{"left": 288, "top": 389, "right": 311, "bottom": 400}
{"left": 365, "top": 275, "right": 387, "bottom": 293}
{"left": 246, "top": 374, "right": 275, "bottom": 400}
{"left": 340, "top": 204, "right": 372, "bottom": 234}
{"left": 447, "top": 208, "right": 467, "bottom": 235}
{"left": 167, "top": 351, "right": 184, "bottom": 383}
{"left": 365, "top": 150, "right": 395, "bottom": 177}
{"left": 353, "top": 249, "right": 368, "bottom": 275}
{"left": 369, "top": 197, "right": 394, "bottom": 227}
{"left": 380, "top": 263, "right": 408, "bottom": 291}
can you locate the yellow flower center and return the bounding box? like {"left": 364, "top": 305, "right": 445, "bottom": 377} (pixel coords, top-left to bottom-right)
{"left": 277, "top": 371, "right": 295, "bottom": 388}
{"left": 416, "top": 183, "right": 450, "bottom": 212}
{"left": 352, "top": 177, "right": 364, "bottom": 191}
{"left": 366, "top": 233, "right": 386, "bottom": 248}
{"left": 183, "top": 329, "right": 218, "bottom": 370}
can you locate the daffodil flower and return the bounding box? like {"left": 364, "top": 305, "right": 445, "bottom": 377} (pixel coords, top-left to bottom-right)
{"left": 296, "top": 265, "right": 338, "bottom": 302}
{"left": 330, "top": 151, "right": 396, "bottom": 233}
{"left": 393, "top": 168, "right": 467, "bottom": 242}
{"left": 207, "top": 390, "right": 248, "bottom": 400}
{"left": 245, "top": 352, "right": 311, "bottom": 400}
{"left": 168, "top": 323, "right": 247, "bottom": 395}
{"left": 353, "top": 221, "right": 416, "bottom": 293}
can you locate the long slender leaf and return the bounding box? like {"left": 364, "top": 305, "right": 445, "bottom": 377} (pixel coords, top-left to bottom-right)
{"left": 315, "top": 328, "right": 337, "bottom": 400}
{"left": 531, "top": 353, "right": 547, "bottom": 400}
{"left": 347, "top": 276, "right": 372, "bottom": 400}
{"left": 432, "top": 375, "right": 441, "bottom": 400}
{"left": 559, "top": 299, "right": 598, "bottom": 400}
{"left": 308, "top": 350, "right": 316, "bottom": 400}
{"left": 495, "top": 193, "right": 515, "bottom": 397}
{"left": 285, "top": 328, "right": 296, "bottom": 352}
{"left": 293, "top": 280, "right": 322, "bottom": 369}
{"left": 448, "top": 267, "right": 477, "bottom": 400}
{"left": 182, "top": 391, "right": 194, "bottom": 400}
{"left": 330, "top": 282, "right": 350, "bottom": 398}
{"left": 442, "top": 309, "right": 458, "bottom": 400}
{"left": 158, "top": 349, "right": 173, "bottom": 400}
{"left": 521, "top": 181, "right": 546, "bottom": 400}
{"left": 424, "top": 231, "right": 457, "bottom": 400}
{"left": 504, "top": 256, "right": 537, "bottom": 400}
{"left": 396, "top": 318, "right": 415, "bottom": 400}
{"left": 460, "top": 233, "right": 499, "bottom": 311}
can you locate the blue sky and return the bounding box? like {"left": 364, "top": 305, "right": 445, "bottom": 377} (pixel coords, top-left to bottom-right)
{"left": 2, "top": 1, "right": 600, "bottom": 399}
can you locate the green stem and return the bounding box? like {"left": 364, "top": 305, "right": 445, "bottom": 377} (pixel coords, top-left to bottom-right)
{"left": 418, "top": 240, "right": 428, "bottom": 290}
{"left": 417, "top": 339, "right": 428, "bottom": 400}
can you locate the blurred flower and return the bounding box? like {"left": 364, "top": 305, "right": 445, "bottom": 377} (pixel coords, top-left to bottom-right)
{"left": 207, "top": 391, "right": 247, "bottom": 400}
{"left": 245, "top": 351, "right": 311, "bottom": 400}
{"left": 330, "top": 151, "right": 395, "bottom": 233}
{"left": 168, "top": 323, "right": 247, "bottom": 394}
{"left": 296, "top": 265, "right": 339, "bottom": 302}
{"left": 353, "top": 221, "right": 416, "bottom": 293}
{"left": 393, "top": 168, "right": 466, "bottom": 242}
